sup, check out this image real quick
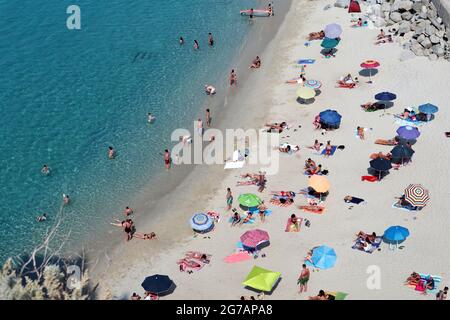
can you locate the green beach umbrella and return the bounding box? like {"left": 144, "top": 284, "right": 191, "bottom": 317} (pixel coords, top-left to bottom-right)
{"left": 242, "top": 266, "right": 281, "bottom": 292}
{"left": 238, "top": 193, "right": 262, "bottom": 208}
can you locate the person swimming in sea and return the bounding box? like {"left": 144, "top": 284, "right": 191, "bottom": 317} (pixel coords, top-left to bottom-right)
{"left": 194, "top": 40, "right": 199, "bottom": 50}
{"left": 37, "top": 213, "right": 47, "bottom": 222}
{"left": 179, "top": 36, "right": 184, "bottom": 45}
{"left": 208, "top": 33, "right": 214, "bottom": 46}
{"left": 63, "top": 194, "right": 70, "bottom": 205}
{"left": 108, "top": 146, "right": 115, "bottom": 159}
{"left": 41, "top": 164, "right": 50, "bottom": 175}
{"left": 147, "top": 112, "right": 155, "bottom": 123}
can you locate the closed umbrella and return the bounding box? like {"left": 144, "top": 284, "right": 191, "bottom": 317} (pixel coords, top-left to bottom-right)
{"left": 383, "top": 226, "right": 409, "bottom": 250}
{"left": 324, "top": 23, "right": 342, "bottom": 39}
{"left": 141, "top": 275, "right": 174, "bottom": 295}
{"left": 396, "top": 126, "right": 420, "bottom": 140}
{"left": 319, "top": 109, "right": 342, "bottom": 127}
{"left": 242, "top": 266, "right": 281, "bottom": 292}
{"left": 190, "top": 213, "right": 214, "bottom": 233}
{"left": 360, "top": 60, "right": 380, "bottom": 83}
{"left": 296, "top": 87, "right": 316, "bottom": 100}
{"left": 311, "top": 245, "right": 337, "bottom": 269}
{"left": 238, "top": 193, "right": 262, "bottom": 209}
{"left": 404, "top": 184, "right": 429, "bottom": 207}
{"left": 304, "top": 79, "right": 322, "bottom": 90}
{"left": 308, "top": 175, "right": 330, "bottom": 193}
{"left": 369, "top": 158, "right": 392, "bottom": 180}
{"left": 240, "top": 229, "right": 270, "bottom": 249}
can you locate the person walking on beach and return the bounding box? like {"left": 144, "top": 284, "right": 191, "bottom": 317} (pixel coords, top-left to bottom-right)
{"left": 226, "top": 188, "right": 233, "bottom": 211}
{"left": 206, "top": 109, "right": 212, "bottom": 128}
{"left": 258, "top": 201, "right": 267, "bottom": 223}
{"left": 208, "top": 33, "right": 214, "bottom": 46}
{"left": 164, "top": 149, "right": 171, "bottom": 171}
{"left": 298, "top": 264, "right": 310, "bottom": 293}
{"left": 179, "top": 36, "right": 184, "bottom": 45}
{"left": 194, "top": 40, "right": 199, "bottom": 50}
{"left": 229, "top": 69, "right": 237, "bottom": 86}
{"left": 108, "top": 146, "right": 116, "bottom": 159}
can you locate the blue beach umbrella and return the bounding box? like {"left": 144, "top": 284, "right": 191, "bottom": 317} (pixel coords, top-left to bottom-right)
{"left": 418, "top": 103, "right": 438, "bottom": 114}
{"left": 311, "top": 245, "right": 337, "bottom": 269}
{"left": 320, "top": 37, "right": 340, "bottom": 49}
{"left": 190, "top": 213, "right": 214, "bottom": 233}
{"left": 383, "top": 226, "right": 410, "bottom": 244}
{"left": 141, "top": 274, "right": 175, "bottom": 295}
{"left": 319, "top": 109, "right": 342, "bottom": 126}
{"left": 375, "top": 92, "right": 397, "bottom": 101}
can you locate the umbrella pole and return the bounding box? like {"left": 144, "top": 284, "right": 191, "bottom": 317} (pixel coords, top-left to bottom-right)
{"left": 368, "top": 69, "right": 372, "bottom": 84}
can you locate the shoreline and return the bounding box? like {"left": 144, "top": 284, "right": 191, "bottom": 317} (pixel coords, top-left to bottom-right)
{"left": 91, "top": 0, "right": 294, "bottom": 295}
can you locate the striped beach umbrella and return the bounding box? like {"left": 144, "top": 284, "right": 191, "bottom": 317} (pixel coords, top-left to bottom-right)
{"left": 360, "top": 60, "right": 380, "bottom": 83}
{"left": 304, "top": 79, "right": 322, "bottom": 90}
{"left": 190, "top": 213, "right": 214, "bottom": 233}
{"left": 404, "top": 184, "right": 429, "bottom": 207}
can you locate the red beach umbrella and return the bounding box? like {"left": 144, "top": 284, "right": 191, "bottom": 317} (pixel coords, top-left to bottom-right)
{"left": 360, "top": 60, "right": 380, "bottom": 83}
{"left": 240, "top": 229, "right": 270, "bottom": 249}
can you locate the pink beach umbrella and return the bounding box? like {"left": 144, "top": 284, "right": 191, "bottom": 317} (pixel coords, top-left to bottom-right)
{"left": 240, "top": 229, "right": 270, "bottom": 249}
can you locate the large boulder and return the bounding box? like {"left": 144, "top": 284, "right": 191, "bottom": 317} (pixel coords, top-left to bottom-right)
{"left": 420, "top": 37, "right": 432, "bottom": 49}
{"left": 412, "top": 2, "right": 424, "bottom": 13}
{"left": 390, "top": 12, "right": 403, "bottom": 23}
{"left": 411, "top": 42, "right": 425, "bottom": 55}
{"left": 398, "top": 1, "right": 413, "bottom": 11}
{"left": 334, "top": 0, "right": 349, "bottom": 8}
{"left": 417, "top": 34, "right": 426, "bottom": 43}
{"left": 401, "top": 11, "right": 413, "bottom": 20}
{"left": 398, "top": 21, "right": 412, "bottom": 34}
{"left": 432, "top": 44, "right": 445, "bottom": 56}
{"left": 425, "top": 24, "right": 437, "bottom": 36}
{"left": 381, "top": 3, "right": 391, "bottom": 12}
{"left": 430, "top": 34, "right": 440, "bottom": 44}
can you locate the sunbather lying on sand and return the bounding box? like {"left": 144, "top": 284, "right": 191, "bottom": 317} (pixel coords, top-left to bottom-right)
{"left": 313, "top": 114, "right": 321, "bottom": 129}
{"left": 307, "top": 30, "right": 325, "bottom": 41}
{"left": 361, "top": 101, "right": 381, "bottom": 111}
{"left": 240, "top": 212, "right": 254, "bottom": 225}
{"left": 406, "top": 272, "right": 421, "bottom": 286}
{"left": 356, "top": 231, "right": 377, "bottom": 244}
{"left": 279, "top": 143, "right": 300, "bottom": 153}
{"left": 178, "top": 258, "right": 204, "bottom": 271}
{"left": 133, "top": 232, "right": 156, "bottom": 240}
{"left": 370, "top": 152, "right": 392, "bottom": 160}
{"left": 309, "top": 290, "right": 335, "bottom": 300}
{"left": 185, "top": 251, "right": 211, "bottom": 263}
{"left": 375, "top": 35, "right": 393, "bottom": 45}
{"left": 376, "top": 29, "right": 386, "bottom": 40}
{"left": 265, "top": 121, "right": 288, "bottom": 132}
{"left": 344, "top": 196, "right": 365, "bottom": 204}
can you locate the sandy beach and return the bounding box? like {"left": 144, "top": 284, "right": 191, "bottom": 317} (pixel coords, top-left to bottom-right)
{"left": 96, "top": 0, "right": 450, "bottom": 300}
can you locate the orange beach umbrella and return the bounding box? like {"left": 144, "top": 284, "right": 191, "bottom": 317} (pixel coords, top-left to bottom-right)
{"left": 308, "top": 175, "right": 330, "bottom": 193}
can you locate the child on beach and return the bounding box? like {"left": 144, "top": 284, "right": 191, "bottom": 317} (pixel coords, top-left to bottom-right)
{"left": 357, "top": 126, "right": 365, "bottom": 140}
{"left": 226, "top": 188, "right": 233, "bottom": 210}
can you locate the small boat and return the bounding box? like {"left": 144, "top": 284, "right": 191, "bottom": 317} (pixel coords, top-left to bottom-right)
{"left": 240, "top": 9, "right": 270, "bottom": 17}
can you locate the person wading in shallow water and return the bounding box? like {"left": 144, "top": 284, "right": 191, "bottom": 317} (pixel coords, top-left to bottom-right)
{"left": 164, "top": 149, "right": 171, "bottom": 171}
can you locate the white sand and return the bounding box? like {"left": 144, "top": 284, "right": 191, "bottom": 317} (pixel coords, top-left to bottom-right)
{"left": 98, "top": 0, "right": 450, "bottom": 300}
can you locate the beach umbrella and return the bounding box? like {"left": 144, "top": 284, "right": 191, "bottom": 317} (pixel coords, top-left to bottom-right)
{"left": 375, "top": 92, "right": 396, "bottom": 101}
{"left": 311, "top": 245, "right": 337, "bottom": 269}
{"left": 304, "top": 79, "right": 322, "bottom": 90}
{"left": 190, "top": 213, "right": 214, "bottom": 233}
{"left": 418, "top": 103, "right": 438, "bottom": 114}
{"left": 383, "top": 225, "right": 409, "bottom": 244}
{"left": 238, "top": 193, "right": 262, "bottom": 209}
{"left": 141, "top": 275, "right": 174, "bottom": 295}
{"left": 242, "top": 266, "right": 281, "bottom": 292}
{"left": 308, "top": 175, "right": 330, "bottom": 193}
{"left": 390, "top": 144, "right": 415, "bottom": 164}
{"left": 369, "top": 158, "right": 392, "bottom": 180}
{"left": 321, "top": 37, "right": 340, "bottom": 49}
{"left": 240, "top": 229, "right": 270, "bottom": 249}
{"left": 404, "top": 184, "right": 429, "bottom": 207}
{"left": 324, "top": 23, "right": 342, "bottom": 39}
{"left": 396, "top": 126, "right": 420, "bottom": 140}
{"left": 296, "top": 87, "right": 316, "bottom": 100}
{"left": 319, "top": 109, "right": 342, "bottom": 126}
{"left": 360, "top": 60, "right": 380, "bottom": 83}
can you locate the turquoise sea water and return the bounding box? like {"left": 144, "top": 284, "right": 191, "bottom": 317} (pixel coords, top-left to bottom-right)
{"left": 0, "top": 0, "right": 260, "bottom": 260}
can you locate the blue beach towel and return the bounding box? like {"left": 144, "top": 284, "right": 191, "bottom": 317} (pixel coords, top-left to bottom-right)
{"left": 228, "top": 215, "right": 255, "bottom": 224}
{"left": 418, "top": 273, "right": 442, "bottom": 294}
{"left": 321, "top": 146, "right": 337, "bottom": 156}
{"left": 298, "top": 59, "right": 315, "bottom": 64}
{"left": 392, "top": 202, "right": 416, "bottom": 212}
{"left": 249, "top": 208, "right": 272, "bottom": 216}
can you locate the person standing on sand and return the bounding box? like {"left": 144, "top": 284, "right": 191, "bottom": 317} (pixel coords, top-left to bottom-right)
{"left": 206, "top": 109, "right": 212, "bottom": 127}
{"left": 208, "top": 33, "right": 214, "bottom": 46}
{"left": 229, "top": 69, "right": 237, "bottom": 86}
{"left": 258, "top": 201, "right": 267, "bottom": 223}
{"left": 226, "top": 188, "right": 233, "bottom": 211}
{"left": 164, "top": 149, "right": 171, "bottom": 171}
{"left": 298, "top": 264, "right": 310, "bottom": 293}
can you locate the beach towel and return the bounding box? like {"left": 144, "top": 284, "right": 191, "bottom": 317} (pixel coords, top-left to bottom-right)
{"left": 249, "top": 208, "right": 273, "bottom": 217}
{"left": 300, "top": 205, "right": 325, "bottom": 214}
{"left": 325, "top": 291, "right": 348, "bottom": 300}
{"left": 375, "top": 139, "right": 396, "bottom": 146}
{"left": 406, "top": 274, "right": 442, "bottom": 294}
{"left": 394, "top": 115, "right": 425, "bottom": 127}
{"left": 298, "top": 59, "right": 315, "bottom": 64}
{"left": 352, "top": 237, "right": 382, "bottom": 253}
{"left": 224, "top": 251, "right": 252, "bottom": 263}
{"left": 361, "top": 175, "right": 378, "bottom": 182}
{"left": 270, "top": 198, "right": 294, "bottom": 207}
{"left": 391, "top": 202, "right": 419, "bottom": 212}
{"left": 321, "top": 146, "right": 337, "bottom": 156}
{"left": 344, "top": 196, "right": 365, "bottom": 204}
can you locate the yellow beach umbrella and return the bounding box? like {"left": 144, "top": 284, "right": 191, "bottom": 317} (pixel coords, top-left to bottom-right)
{"left": 242, "top": 266, "right": 281, "bottom": 292}
{"left": 308, "top": 175, "right": 330, "bottom": 193}
{"left": 296, "top": 87, "right": 316, "bottom": 100}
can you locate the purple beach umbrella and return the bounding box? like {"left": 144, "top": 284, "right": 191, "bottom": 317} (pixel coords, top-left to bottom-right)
{"left": 396, "top": 126, "right": 420, "bottom": 140}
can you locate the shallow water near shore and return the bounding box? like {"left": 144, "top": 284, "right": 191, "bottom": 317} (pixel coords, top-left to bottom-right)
{"left": 0, "top": 0, "right": 265, "bottom": 261}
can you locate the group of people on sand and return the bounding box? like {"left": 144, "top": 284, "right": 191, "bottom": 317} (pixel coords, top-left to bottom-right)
{"left": 374, "top": 29, "right": 393, "bottom": 45}
{"left": 406, "top": 272, "right": 436, "bottom": 291}
{"left": 304, "top": 158, "right": 324, "bottom": 176}
{"left": 236, "top": 171, "right": 266, "bottom": 192}
{"left": 354, "top": 231, "right": 378, "bottom": 252}
{"left": 178, "top": 251, "right": 211, "bottom": 273}
{"left": 110, "top": 210, "right": 156, "bottom": 242}
{"left": 131, "top": 291, "right": 159, "bottom": 300}
{"left": 230, "top": 199, "right": 268, "bottom": 226}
